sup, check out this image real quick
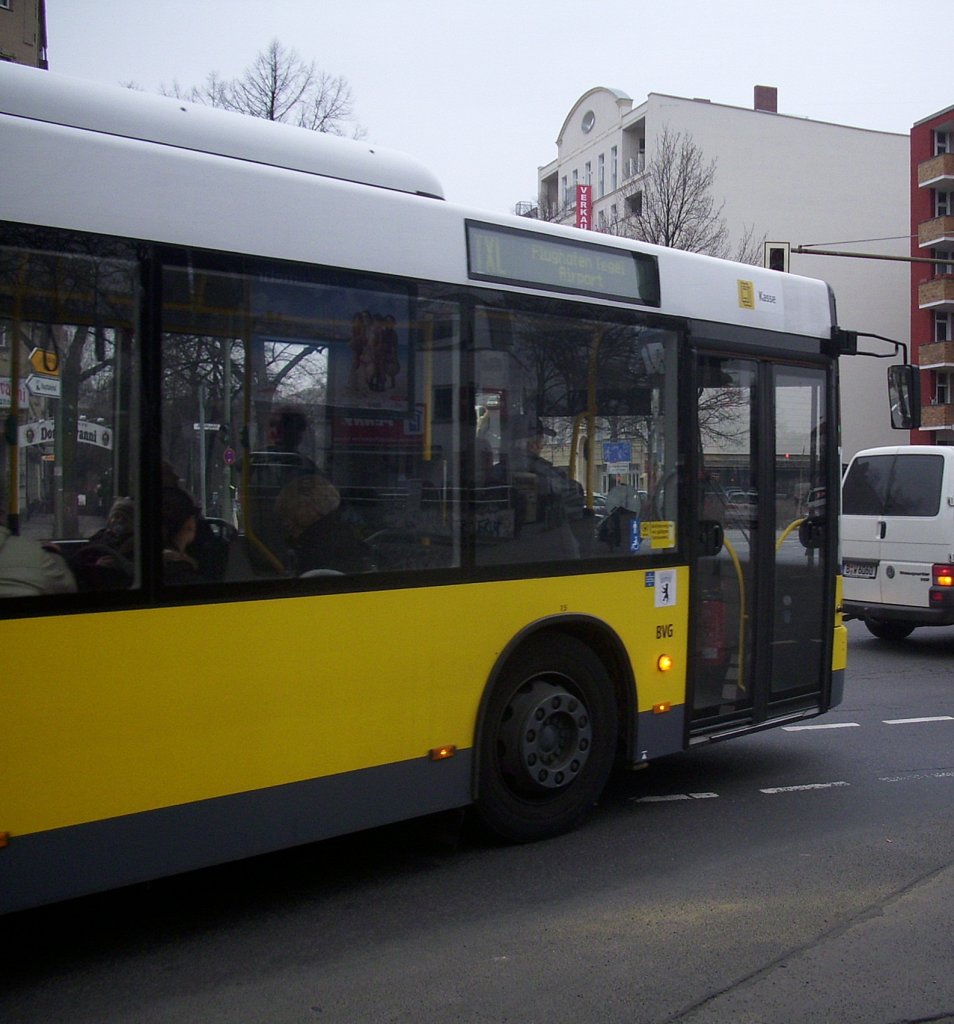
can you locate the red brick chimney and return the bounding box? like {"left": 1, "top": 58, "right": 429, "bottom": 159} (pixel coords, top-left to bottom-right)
{"left": 754, "top": 85, "right": 778, "bottom": 113}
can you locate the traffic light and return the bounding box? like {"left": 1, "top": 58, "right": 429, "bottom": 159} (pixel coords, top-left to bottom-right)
{"left": 763, "top": 242, "right": 790, "bottom": 272}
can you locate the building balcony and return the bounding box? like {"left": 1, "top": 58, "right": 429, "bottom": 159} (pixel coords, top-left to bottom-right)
{"left": 622, "top": 155, "right": 645, "bottom": 180}
{"left": 918, "top": 341, "right": 954, "bottom": 368}
{"left": 919, "top": 277, "right": 954, "bottom": 310}
{"left": 919, "top": 153, "right": 954, "bottom": 188}
{"left": 918, "top": 216, "right": 954, "bottom": 248}
{"left": 920, "top": 402, "right": 954, "bottom": 430}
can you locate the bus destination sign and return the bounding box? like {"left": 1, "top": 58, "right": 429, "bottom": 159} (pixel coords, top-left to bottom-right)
{"left": 466, "top": 221, "right": 659, "bottom": 306}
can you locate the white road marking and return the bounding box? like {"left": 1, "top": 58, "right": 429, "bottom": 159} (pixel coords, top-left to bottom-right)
{"left": 631, "top": 719, "right": 952, "bottom": 804}
{"left": 634, "top": 792, "right": 719, "bottom": 803}
{"left": 879, "top": 770, "right": 954, "bottom": 783}
{"left": 782, "top": 722, "right": 860, "bottom": 731}
{"left": 760, "top": 781, "right": 850, "bottom": 794}
{"left": 883, "top": 716, "right": 954, "bottom": 725}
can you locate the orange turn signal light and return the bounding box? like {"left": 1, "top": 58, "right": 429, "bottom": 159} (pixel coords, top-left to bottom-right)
{"left": 429, "top": 745, "right": 457, "bottom": 761}
{"left": 657, "top": 653, "right": 674, "bottom": 673}
{"left": 652, "top": 701, "right": 672, "bottom": 715}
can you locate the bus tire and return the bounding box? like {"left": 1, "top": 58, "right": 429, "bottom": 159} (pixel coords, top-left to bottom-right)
{"left": 864, "top": 618, "right": 915, "bottom": 642}
{"left": 475, "top": 633, "right": 618, "bottom": 843}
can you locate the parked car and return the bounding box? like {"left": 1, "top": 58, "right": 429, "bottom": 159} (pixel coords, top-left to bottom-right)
{"left": 725, "top": 489, "right": 757, "bottom": 519}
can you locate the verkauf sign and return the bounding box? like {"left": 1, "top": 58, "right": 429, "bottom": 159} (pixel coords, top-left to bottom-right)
{"left": 576, "top": 184, "right": 592, "bottom": 230}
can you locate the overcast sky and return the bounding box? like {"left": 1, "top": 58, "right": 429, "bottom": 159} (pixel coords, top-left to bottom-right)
{"left": 46, "top": 1, "right": 946, "bottom": 214}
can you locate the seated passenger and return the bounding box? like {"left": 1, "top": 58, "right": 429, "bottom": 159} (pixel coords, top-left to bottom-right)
{"left": 69, "top": 496, "right": 135, "bottom": 589}
{"left": 161, "top": 486, "right": 201, "bottom": 584}
{"left": 244, "top": 407, "right": 317, "bottom": 572}
{"left": 0, "top": 499, "right": 77, "bottom": 598}
{"left": 275, "top": 474, "right": 373, "bottom": 575}
{"left": 162, "top": 461, "right": 229, "bottom": 580}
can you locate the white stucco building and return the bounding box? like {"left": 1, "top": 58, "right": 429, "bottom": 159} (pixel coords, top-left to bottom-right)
{"left": 531, "top": 86, "right": 910, "bottom": 462}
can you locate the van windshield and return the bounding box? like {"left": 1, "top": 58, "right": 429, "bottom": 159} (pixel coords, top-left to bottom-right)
{"left": 842, "top": 453, "right": 944, "bottom": 517}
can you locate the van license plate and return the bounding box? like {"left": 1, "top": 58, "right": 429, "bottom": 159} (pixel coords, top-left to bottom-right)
{"left": 843, "top": 561, "right": 877, "bottom": 579}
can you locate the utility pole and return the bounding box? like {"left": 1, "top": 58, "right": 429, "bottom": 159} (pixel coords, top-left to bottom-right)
{"left": 792, "top": 247, "right": 948, "bottom": 266}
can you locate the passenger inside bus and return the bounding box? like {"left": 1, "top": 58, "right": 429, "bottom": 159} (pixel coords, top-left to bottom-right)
{"left": 244, "top": 406, "right": 318, "bottom": 572}
{"left": 0, "top": 488, "right": 77, "bottom": 598}
{"left": 68, "top": 496, "right": 136, "bottom": 590}
{"left": 161, "top": 485, "right": 201, "bottom": 584}
{"left": 161, "top": 461, "right": 229, "bottom": 581}
{"left": 275, "top": 473, "right": 374, "bottom": 575}
{"left": 265, "top": 407, "right": 317, "bottom": 472}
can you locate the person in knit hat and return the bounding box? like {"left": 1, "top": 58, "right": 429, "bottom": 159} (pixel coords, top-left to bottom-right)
{"left": 275, "top": 474, "right": 373, "bottom": 575}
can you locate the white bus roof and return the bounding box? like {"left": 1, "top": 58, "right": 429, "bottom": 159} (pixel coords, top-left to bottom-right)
{"left": 1, "top": 64, "right": 835, "bottom": 342}
{"left": 0, "top": 62, "right": 444, "bottom": 200}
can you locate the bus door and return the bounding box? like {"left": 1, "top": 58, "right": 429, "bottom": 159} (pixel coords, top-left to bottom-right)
{"left": 691, "top": 356, "right": 830, "bottom": 729}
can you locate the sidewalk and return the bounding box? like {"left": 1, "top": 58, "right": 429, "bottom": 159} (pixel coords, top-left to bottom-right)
{"left": 679, "top": 862, "right": 954, "bottom": 1023}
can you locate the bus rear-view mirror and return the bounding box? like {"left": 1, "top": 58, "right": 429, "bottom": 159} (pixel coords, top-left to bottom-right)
{"left": 887, "top": 364, "right": 920, "bottom": 431}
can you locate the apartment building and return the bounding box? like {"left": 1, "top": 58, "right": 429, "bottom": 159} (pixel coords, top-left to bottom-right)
{"left": 911, "top": 104, "right": 954, "bottom": 443}
{"left": 0, "top": 0, "right": 47, "bottom": 68}
{"left": 528, "top": 86, "right": 911, "bottom": 461}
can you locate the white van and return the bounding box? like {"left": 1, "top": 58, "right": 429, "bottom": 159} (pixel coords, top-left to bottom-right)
{"left": 841, "top": 445, "right": 954, "bottom": 640}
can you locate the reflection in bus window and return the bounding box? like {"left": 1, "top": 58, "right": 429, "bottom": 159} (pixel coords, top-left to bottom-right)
{"left": 473, "top": 307, "right": 678, "bottom": 566}
{"left": 160, "top": 262, "right": 463, "bottom": 579}
{"left": 0, "top": 230, "right": 140, "bottom": 595}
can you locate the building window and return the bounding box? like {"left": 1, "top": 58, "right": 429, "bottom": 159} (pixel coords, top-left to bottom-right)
{"left": 610, "top": 203, "right": 618, "bottom": 226}
{"left": 597, "top": 154, "right": 605, "bottom": 198}
{"left": 936, "top": 312, "right": 954, "bottom": 342}
{"left": 936, "top": 250, "right": 954, "bottom": 277}
{"left": 611, "top": 146, "right": 618, "bottom": 192}
{"left": 936, "top": 131, "right": 953, "bottom": 156}
{"left": 598, "top": 209, "right": 606, "bottom": 230}
{"left": 561, "top": 176, "right": 568, "bottom": 207}
{"left": 935, "top": 191, "right": 953, "bottom": 217}
{"left": 936, "top": 372, "right": 952, "bottom": 405}
{"left": 584, "top": 161, "right": 591, "bottom": 186}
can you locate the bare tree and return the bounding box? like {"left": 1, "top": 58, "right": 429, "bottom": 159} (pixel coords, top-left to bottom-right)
{"left": 614, "top": 126, "right": 763, "bottom": 263}
{"left": 163, "top": 40, "right": 364, "bottom": 138}
{"left": 730, "top": 222, "right": 768, "bottom": 266}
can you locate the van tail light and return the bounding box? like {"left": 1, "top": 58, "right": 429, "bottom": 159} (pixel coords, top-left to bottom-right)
{"left": 932, "top": 564, "right": 954, "bottom": 588}
{"left": 930, "top": 564, "right": 954, "bottom": 607}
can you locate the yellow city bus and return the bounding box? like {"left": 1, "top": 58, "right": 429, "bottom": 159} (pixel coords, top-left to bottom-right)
{"left": 0, "top": 63, "right": 848, "bottom": 913}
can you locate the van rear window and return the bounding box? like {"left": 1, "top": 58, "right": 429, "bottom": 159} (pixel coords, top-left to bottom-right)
{"left": 843, "top": 453, "right": 944, "bottom": 517}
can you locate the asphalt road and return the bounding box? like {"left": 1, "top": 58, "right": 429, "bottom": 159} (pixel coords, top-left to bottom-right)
{"left": 2, "top": 618, "right": 953, "bottom": 1023}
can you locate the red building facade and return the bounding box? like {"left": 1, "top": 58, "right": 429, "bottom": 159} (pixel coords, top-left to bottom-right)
{"left": 912, "top": 105, "right": 954, "bottom": 443}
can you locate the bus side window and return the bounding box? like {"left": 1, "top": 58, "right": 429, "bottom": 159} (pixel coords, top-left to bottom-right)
{"left": 159, "top": 263, "right": 465, "bottom": 582}
{"left": 0, "top": 232, "right": 141, "bottom": 599}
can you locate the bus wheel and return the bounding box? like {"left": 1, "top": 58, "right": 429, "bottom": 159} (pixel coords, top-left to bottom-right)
{"left": 864, "top": 618, "right": 915, "bottom": 642}
{"left": 475, "top": 633, "right": 618, "bottom": 842}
